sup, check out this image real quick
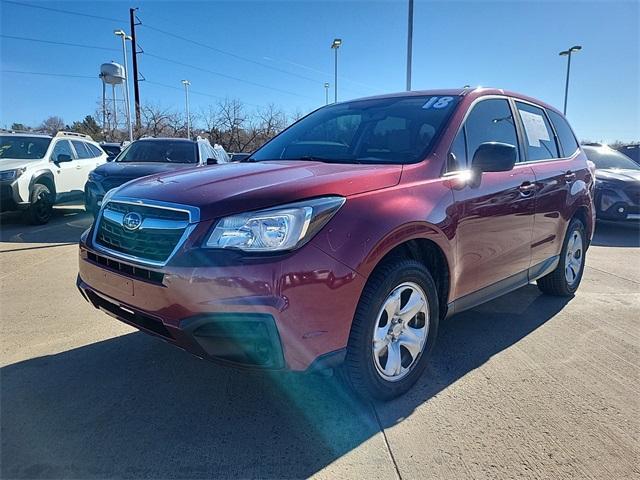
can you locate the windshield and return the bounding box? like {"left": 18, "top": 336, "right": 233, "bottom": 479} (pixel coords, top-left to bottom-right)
{"left": 116, "top": 140, "right": 197, "bottom": 163}
{"left": 251, "top": 95, "right": 461, "bottom": 164}
{"left": 584, "top": 146, "right": 640, "bottom": 170}
{"left": 0, "top": 136, "right": 51, "bottom": 160}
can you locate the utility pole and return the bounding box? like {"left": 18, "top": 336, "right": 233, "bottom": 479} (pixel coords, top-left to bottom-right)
{"left": 130, "top": 8, "right": 141, "bottom": 132}
{"left": 324, "top": 82, "right": 329, "bottom": 105}
{"left": 406, "top": 0, "right": 414, "bottom": 91}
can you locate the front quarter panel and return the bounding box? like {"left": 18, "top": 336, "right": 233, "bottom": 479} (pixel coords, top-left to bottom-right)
{"left": 311, "top": 175, "right": 456, "bottom": 290}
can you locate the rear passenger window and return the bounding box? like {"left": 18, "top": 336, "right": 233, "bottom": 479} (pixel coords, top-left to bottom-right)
{"left": 71, "top": 140, "right": 92, "bottom": 159}
{"left": 515, "top": 102, "right": 559, "bottom": 161}
{"left": 87, "top": 143, "right": 104, "bottom": 158}
{"left": 464, "top": 99, "right": 520, "bottom": 165}
{"left": 547, "top": 109, "right": 579, "bottom": 157}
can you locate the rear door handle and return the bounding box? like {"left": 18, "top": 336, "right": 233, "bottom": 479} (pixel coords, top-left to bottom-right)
{"left": 519, "top": 181, "right": 536, "bottom": 197}
{"left": 564, "top": 171, "right": 576, "bottom": 183}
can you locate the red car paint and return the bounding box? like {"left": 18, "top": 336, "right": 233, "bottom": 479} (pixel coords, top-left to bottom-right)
{"left": 77, "top": 88, "right": 595, "bottom": 371}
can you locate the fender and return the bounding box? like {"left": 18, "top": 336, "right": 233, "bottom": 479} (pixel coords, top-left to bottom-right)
{"left": 28, "top": 169, "right": 56, "bottom": 196}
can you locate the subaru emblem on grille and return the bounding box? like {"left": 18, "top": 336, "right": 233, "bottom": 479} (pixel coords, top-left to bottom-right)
{"left": 122, "top": 212, "right": 143, "bottom": 231}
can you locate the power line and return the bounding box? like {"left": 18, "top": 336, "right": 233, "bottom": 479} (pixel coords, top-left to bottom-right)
{"left": 144, "top": 52, "right": 314, "bottom": 100}
{"left": 141, "top": 23, "right": 324, "bottom": 86}
{"left": 1, "top": 0, "right": 121, "bottom": 22}
{"left": 0, "top": 34, "right": 118, "bottom": 52}
{"left": 144, "top": 80, "right": 260, "bottom": 108}
{"left": 1, "top": 69, "right": 98, "bottom": 80}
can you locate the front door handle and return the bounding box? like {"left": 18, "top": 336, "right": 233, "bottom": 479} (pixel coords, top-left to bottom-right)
{"left": 519, "top": 181, "right": 536, "bottom": 197}
{"left": 564, "top": 171, "right": 576, "bottom": 183}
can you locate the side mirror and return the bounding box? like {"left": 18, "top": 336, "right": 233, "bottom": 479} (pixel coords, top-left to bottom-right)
{"left": 206, "top": 157, "right": 218, "bottom": 165}
{"left": 472, "top": 142, "right": 517, "bottom": 173}
{"left": 55, "top": 153, "right": 73, "bottom": 164}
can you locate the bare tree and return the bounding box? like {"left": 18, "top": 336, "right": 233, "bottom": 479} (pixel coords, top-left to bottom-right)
{"left": 140, "top": 104, "right": 172, "bottom": 138}
{"left": 39, "top": 116, "right": 65, "bottom": 135}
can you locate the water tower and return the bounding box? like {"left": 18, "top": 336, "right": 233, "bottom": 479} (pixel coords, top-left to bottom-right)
{"left": 99, "top": 62, "right": 127, "bottom": 140}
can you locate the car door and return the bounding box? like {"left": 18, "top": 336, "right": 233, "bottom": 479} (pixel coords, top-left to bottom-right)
{"left": 49, "top": 139, "right": 83, "bottom": 194}
{"left": 72, "top": 141, "right": 102, "bottom": 186}
{"left": 514, "top": 102, "right": 578, "bottom": 268}
{"left": 449, "top": 97, "right": 536, "bottom": 300}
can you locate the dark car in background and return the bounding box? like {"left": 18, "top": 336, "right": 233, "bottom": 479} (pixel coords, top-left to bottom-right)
{"left": 613, "top": 144, "right": 640, "bottom": 165}
{"left": 85, "top": 137, "right": 229, "bottom": 214}
{"left": 583, "top": 144, "right": 640, "bottom": 221}
{"left": 99, "top": 142, "right": 123, "bottom": 162}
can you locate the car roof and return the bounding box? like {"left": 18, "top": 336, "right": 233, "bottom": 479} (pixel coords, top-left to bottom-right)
{"left": 0, "top": 131, "right": 52, "bottom": 138}
{"left": 345, "top": 87, "right": 564, "bottom": 116}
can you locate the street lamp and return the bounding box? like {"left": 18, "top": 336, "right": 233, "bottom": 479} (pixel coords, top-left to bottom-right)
{"left": 406, "top": 0, "right": 414, "bottom": 91}
{"left": 324, "top": 82, "right": 329, "bottom": 105}
{"left": 114, "top": 29, "right": 133, "bottom": 141}
{"left": 181, "top": 79, "right": 191, "bottom": 138}
{"left": 559, "top": 45, "right": 582, "bottom": 115}
{"left": 331, "top": 38, "right": 342, "bottom": 103}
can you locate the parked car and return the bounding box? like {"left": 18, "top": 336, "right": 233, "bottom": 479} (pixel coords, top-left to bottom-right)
{"left": 613, "top": 144, "right": 640, "bottom": 165}
{"left": 99, "top": 142, "right": 122, "bottom": 162}
{"left": 0, "top": 131, "right": 108, "bottom": 223}
{"left": 582, "top": 144, "right": 640, "bottom": 221}
{"left": 84, "top": 137, "right": 229, "bottom": 215}
{"left": 77, "top": 88, "right": 595, "bottom": 399}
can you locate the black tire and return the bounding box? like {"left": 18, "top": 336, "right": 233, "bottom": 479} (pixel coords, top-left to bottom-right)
{"left": 27, "top": 183, "right": 54, "bottom": 225}
{"left": 537, "top": 218, "right": 586, "bottom": 296}
{"left": 343, "top": 258, "right": 439, "bottom": 400}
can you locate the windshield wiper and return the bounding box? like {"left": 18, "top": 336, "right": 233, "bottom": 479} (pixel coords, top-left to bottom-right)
{"left": 298, "top": 155, "right": 361, "bottom": 164}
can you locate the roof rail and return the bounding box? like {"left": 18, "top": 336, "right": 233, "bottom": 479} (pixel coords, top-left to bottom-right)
{"left": 55, "top": 131, "right": 93, "bottom": 140}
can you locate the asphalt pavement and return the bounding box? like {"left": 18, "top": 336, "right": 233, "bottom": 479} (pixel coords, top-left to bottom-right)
{"left": 1, "top": 205, "right": 638, "bottom": 479}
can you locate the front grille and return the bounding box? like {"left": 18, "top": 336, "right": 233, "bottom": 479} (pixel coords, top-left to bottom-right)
{"left": 87, "top": 251, "right": 164, "bottom": 283}
{"left": 95, "top": 201, "right": 189, "bottom": 263}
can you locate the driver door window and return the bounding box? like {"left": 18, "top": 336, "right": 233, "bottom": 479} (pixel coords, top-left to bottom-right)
{"left": 51, "top": 140, "right": 74, "bottom": 162}
{"left": 465, "top": 99, "right": 520, "bottom": 165}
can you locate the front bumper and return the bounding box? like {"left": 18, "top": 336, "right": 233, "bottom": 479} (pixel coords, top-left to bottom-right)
{"left": 0, "top": 180, "right": 26, "bottom": 212}
{"left": 595, "top": 187, "right": 640, "bottom": 221}
{"left": 77, "top": 236, "right": 364, "bottom": 371}
{"left": 84, "top": 181, "right": 105, "bottom": 214}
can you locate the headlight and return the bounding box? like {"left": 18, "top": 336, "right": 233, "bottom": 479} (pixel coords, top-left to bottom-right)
{"left": 0, "top": 168, "right": 26, "bottom": 181}
{"left": 205, "top": 196, "right": 346, "bottom": 252}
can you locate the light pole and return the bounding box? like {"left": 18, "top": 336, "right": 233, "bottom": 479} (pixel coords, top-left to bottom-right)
{"left": 114, "top": 29, "right": 133, "bottom": 141}
{"left": 559, "top": 45, "right": 582, "bottom": 115}
{"left": 182, "top": 80, "right": 191, "bottom": 138}
{"left": 324, "top": 82, "right": 329, "bottom": 105}
{"left": 331, "top": 38, "right": 342, "bottom": 103}
{"left": 406, "top": 0, "right": 414, "bottom": 91}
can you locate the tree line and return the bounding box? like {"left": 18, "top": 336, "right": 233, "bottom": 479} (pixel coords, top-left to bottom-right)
{"left": 10, "top": 99, "right": 307, "bottom": 153}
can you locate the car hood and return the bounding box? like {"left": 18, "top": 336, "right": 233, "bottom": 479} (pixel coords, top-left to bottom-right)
{"left": 94, "top": 161, "right": 197, "bottom": 178}
{"left": 113, "top": 160, "right": 403, "bottom": 221}
{"left": 596, "top": 168, "right": 640, "bottom": 184}
{"left": 0, "top": 158, "right": 42, "bottom": 170}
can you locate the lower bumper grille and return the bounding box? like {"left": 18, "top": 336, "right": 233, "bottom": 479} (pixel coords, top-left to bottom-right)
{"left": 87, "top": 251, "right": 164, "bottom": 283}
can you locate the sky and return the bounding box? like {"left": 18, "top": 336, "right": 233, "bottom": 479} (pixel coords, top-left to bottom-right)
{"left": 1, "top": 0, "right": 638, "bottom": 142}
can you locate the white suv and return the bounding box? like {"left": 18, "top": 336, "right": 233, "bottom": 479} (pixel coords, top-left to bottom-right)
{"left": 0, "top": 131, "right": 108, "bottom": 224}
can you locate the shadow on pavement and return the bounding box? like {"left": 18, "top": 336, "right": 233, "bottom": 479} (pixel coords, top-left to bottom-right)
{"left": 1, "top": 285, "right": 570, "bottom": 479}
{"left": 591, "top": 220, "right": 640, "bottom": 248}
{"left": 0, "top": 205, "right": 92, "bottom": 245}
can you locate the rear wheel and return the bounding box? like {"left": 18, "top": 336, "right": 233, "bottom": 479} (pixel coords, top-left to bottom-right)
{"left": 537, "top": 218, "right": 586, "bottom": 296}
{"left": 343, "top": 259, "right": 439, "bottom": 400}
{"left": 27, "top": 183, "right": 54, "bottom": 225}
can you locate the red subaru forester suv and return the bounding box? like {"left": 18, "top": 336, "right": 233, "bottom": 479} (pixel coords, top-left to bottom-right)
{"left": 78, "top": 88, "right": 595, "bottom": 399}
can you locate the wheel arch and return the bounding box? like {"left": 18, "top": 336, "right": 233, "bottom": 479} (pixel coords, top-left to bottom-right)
{"left": 29, "top": 170, "right": 56, "bottom": 197}
{"left": 362, "top": 226, "right": 453, "bottom": 320}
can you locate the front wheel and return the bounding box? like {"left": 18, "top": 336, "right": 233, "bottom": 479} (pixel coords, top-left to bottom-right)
{"left": 27, "top": 183, "right": 54, "bottom": 225}
{"left": 537, "top": 218, "right": 586, "bottom": 296}
{"left": 343, "top": 259, "right": 439, "bottom": 400}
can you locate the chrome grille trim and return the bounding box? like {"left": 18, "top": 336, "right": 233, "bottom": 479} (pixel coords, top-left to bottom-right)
{"left": 92, "top": 197, "right": 200, "bottom": 267}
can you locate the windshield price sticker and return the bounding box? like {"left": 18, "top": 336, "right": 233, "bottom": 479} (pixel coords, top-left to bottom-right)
{"left": 422, "top": 97, "right": 454, "bottom": 110}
